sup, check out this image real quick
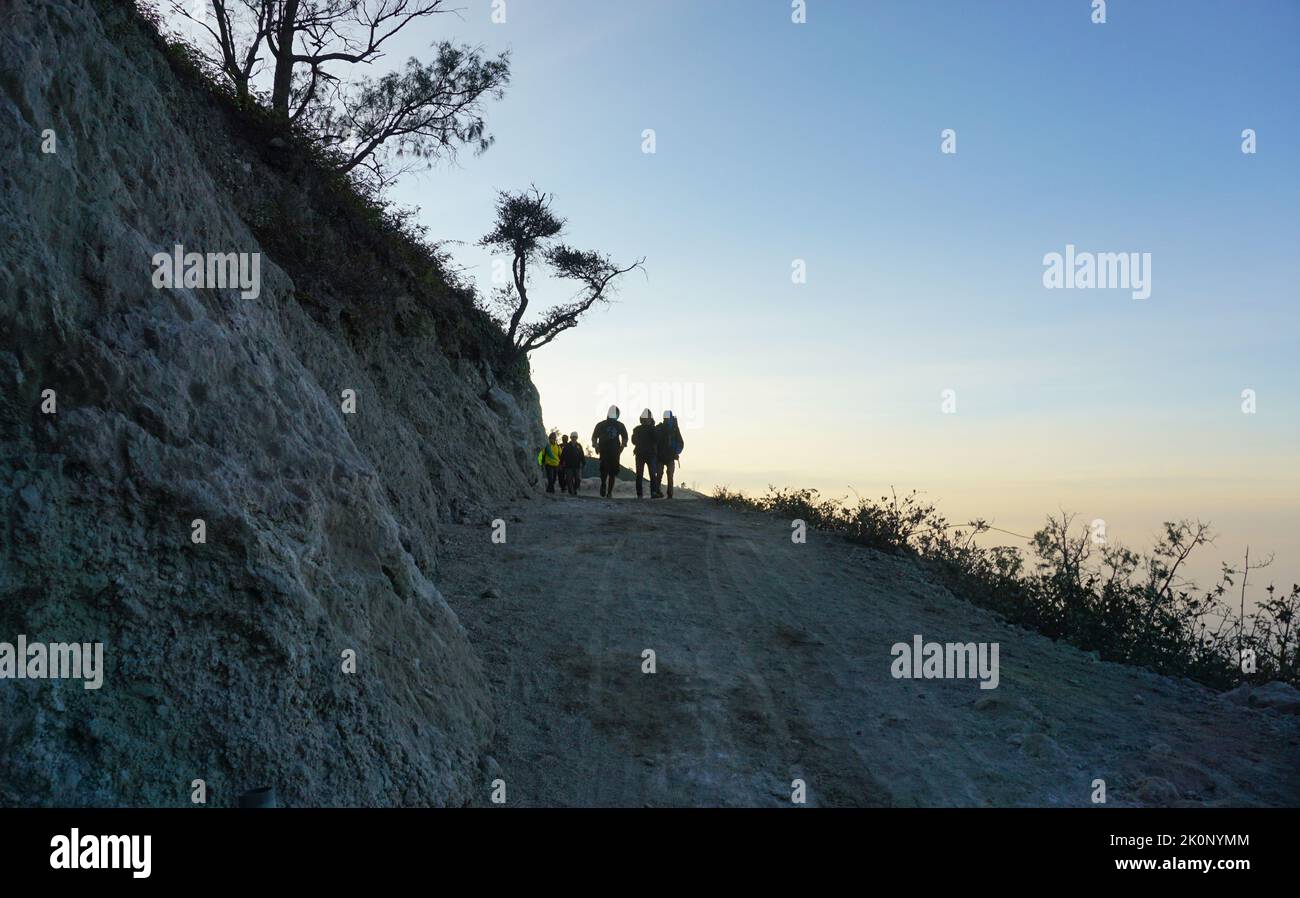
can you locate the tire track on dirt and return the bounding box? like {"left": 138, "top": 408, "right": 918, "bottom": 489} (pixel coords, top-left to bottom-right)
{"left": 441, "top": 493, "right": 1300, "bottom": 807}
{"left": 707, "top": 518, "right": 895, "bottom": 805}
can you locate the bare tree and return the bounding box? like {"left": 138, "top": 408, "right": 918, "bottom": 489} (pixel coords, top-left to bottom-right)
{"left": 170, "top": 0, "right": 272, "bottom": 107}
{"left": 480, "top": 188, "right": 644, "bottom": 357}
{"left": 165, "top": 1, "right": 509, "bottom": 187}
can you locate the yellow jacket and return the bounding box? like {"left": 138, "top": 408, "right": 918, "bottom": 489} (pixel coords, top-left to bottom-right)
{"left": 538, "top": 442, "right": 561, "bottom": 467}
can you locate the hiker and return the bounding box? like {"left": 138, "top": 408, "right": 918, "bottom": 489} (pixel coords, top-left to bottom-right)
{"left": 653, "top": 410, "right": 684, "bottom": 499}
{"left": 558, "top": 434, "right": 571, "bottom": 493}
{"left": 631, "top": 408, "right": 659, "bottom": 498}
{"left": 560, "top": 431, "right": 584, "bottom": 496}
{"left": 537, "top": 430, "right": 562, "bottom": 493}
{"left": 591, "top": 405, "right": 628, "bottom": 498}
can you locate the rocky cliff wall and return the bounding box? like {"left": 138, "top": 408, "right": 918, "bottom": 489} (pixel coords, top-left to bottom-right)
{"left": 0, "top": 0, "right": 542, "bottom": 806}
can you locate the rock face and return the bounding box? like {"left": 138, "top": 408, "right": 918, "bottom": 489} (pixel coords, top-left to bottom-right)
{"left": 0, "top": 0, "right": 543, "bottom": 805}
{"left": 1219, "top": 681, "right": 1300, "bottom": 715}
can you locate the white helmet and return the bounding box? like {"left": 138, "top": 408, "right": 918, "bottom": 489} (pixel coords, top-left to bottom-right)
{"left": 663, "top": 410, "right": 675, "bottom": 420}
{"left": 607, "top": 405, "right": 620, "bottom": 420}
{"left": 640, "top": 408, "right": 653, "bottom": 422}
{"left": 570, "top": 431, "right": 578, "bottom": 439}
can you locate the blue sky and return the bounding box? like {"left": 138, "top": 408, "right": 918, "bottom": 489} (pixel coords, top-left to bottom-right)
{"left": 292, "top": 1, "right": 1300, "bottom": 593}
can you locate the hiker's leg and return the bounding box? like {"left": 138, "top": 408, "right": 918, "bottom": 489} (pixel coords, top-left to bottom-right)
{"left": 600, "top": 455, "right": 615, "bottom": 497}
{"left": 650, "top": 455, "right": 663, "bottom": 496}
{"left": 636, "top": 456, "right": 646, "bottom": 497}
{"left": 664, "top": 460, "right": 675, "bottom": 497}
{"left": 545, "top": 466, "right": 557, "bottom": 493}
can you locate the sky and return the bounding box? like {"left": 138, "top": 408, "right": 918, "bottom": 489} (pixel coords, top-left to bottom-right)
{"left": 185, "top": 1, "right": 1300, "bottom": 601}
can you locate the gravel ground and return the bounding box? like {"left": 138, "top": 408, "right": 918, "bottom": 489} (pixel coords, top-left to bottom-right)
{"left": 438, "top": 486, "right": 1300, "bottom": 807}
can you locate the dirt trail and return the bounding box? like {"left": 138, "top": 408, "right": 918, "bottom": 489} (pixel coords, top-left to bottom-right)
{"left": 438, "top": 484, "right": 1300, "bottom": 807}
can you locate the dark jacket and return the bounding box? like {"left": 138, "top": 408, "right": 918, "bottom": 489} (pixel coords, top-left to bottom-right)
{"left": 560, "top": 441, "right": 584, "bottom": 469}
{"left": 654, "top": 419, "right": 683, "bottom": 461}
{"left": 631, "top": 421, "right": 657, "bottom": 459}
{"left": 591, "top": 418, "right": 628, "bottom": 456}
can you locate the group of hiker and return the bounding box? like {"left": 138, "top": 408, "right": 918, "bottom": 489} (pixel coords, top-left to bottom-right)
{"left": 537, "top": 405, "right": 685, "bottom": 499}
{"left": 536, "top": 429, "right": 588, "bottom": 497}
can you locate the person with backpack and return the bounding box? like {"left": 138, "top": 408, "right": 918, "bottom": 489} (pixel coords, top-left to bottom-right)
{"left": 590, "top": 405, "right": 628, "bottom": 498}
{"left": 537, "top": 430, "right": 562, "bottom": 493}
{"left": 558, "top": 434, "right": 571, "bottom": 493}
{"left": 631, "top": 408, "right": 659, "bottom": 499}
{"left": 653, "top": 410, "right": 684, "bottom": 499}
{"left": 560, "top": 431, "right": 584, "bottom": 496}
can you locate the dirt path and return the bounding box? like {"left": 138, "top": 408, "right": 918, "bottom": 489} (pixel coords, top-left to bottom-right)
{"left": 438, "top": 484, "right": 1300, "bottom": 807}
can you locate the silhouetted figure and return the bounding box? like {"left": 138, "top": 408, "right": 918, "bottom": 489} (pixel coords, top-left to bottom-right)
{"left": 591, "top": 405, "right": 628, "bottom": 498}
{"left": 631, "top": 408, "right": 659, "bottom": 498}
{"left": 653, "top": 410, "right": 684, "bottom": 499}
{"left": 558, "top": 433, "right": 571, "bottom": 493}
{"left": 560, "top": 431, "right": 584, "bottom": 496}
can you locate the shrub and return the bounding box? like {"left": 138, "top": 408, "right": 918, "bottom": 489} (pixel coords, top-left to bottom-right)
{"left": 713, "top": 486, "right": 1299, "bottom": 689}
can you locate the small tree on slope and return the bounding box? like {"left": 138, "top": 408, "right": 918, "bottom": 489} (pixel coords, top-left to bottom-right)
{"left": 480, "top": 187, "right": 644, "bottom": 358}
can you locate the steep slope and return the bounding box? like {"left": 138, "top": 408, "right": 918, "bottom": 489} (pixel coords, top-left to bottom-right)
{"left": 439, "top": 490, "right": 1300, "bottom": 807}
{"left": 0, "top": 0, "right": 542, "bottom": 805}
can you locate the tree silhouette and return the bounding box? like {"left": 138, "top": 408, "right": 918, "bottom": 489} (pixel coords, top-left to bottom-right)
{"left": 167, "top": 1, "right": 509, "bottom": 189}
{"left": 480, "top": 188, "right": 644, "bottom": 357}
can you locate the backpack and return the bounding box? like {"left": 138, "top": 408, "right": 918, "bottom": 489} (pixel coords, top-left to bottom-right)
{"left": 602, "top": 421, "right": 622, "bottom": 448}
{"left": 668, "top": 422, "right": 683, "bottom": 456}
